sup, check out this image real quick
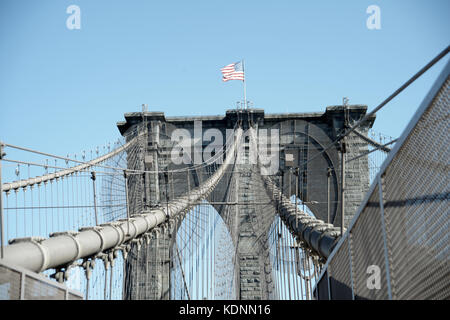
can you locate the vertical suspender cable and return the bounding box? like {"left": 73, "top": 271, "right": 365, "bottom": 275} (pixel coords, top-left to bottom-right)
{"left": 0, "top": 143, "right": 4, "bottom": 258}
{"left": 91, "top": 172, "right": 99, "bottom": 225}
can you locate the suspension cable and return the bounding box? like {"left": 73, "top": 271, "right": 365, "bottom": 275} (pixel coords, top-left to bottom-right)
{"left": 295, "top": 45, "right": 449, "bottom": 170}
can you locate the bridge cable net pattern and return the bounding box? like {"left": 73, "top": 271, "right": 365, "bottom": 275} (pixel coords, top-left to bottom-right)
{"left": 122, "top": 121, "right": 329, "bottom": 300}
{"left": 315, "top": 61, "right": 450, "bottom": 300}
{"left": 1, "top": 49, "right": 448, "bottom": 300}
{"left": 122, "top": 121, "right": 243, "bottom": 300}
{"left": 1, "top": 84, "right": 438, "bottom": 300}
{"left": 0, "top": 126, "right": 153, "bottom": 298}
{"left": 1, "top": 115, "right": 392, "bottom": 300}
{"left": 1, "top": 116, "right": 346, "bottom": 300}
{"left": 0, "top": 119, "right": 245, "bottom": 299}
{"left": 244, "top": 126, "right": 338, "bottom": 299}
{"left": 249, "top": 127, "right": 342, "bottom": 258}
{"left": 354, "top": 128, "right": 396, "bottom": 184}
{"left": 0, "top": 115, "right": 412, "bottom": 300}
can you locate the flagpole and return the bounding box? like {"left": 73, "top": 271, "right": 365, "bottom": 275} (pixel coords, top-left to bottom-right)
{"left": 242, "top": 59, "right": 247, "bottom": 110}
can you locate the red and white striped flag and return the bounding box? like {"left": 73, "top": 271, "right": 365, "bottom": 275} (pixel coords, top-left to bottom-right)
{"left": 221, "top": 61, "right": 245, "bottom": 82}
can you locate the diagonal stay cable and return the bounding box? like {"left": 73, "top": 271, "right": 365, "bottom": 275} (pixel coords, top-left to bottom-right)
{"left": 346, "top": 138, "right": 398, "bottom": 163}
{"left": 1, "top": 121, "right": 240, "bottom": 192}
{"left": 1, "top": 136, "right": 138, "bottom": 192}
{"left": 1, "top": 127, "right": 243, "bottom": 273}
{"left": 174, "top": 241, "right": 191, "bottom": 300}
{"left": 353, "top": 129, "right": 393, "bottom": 153}
{"left": 295, "top": 45, "right": 450, "bottom": 169}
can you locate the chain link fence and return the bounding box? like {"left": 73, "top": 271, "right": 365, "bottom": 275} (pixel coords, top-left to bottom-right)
{"left": 0, "top": 261, "right": 83, "bottom": 300}
{"left": 315, "top": 62, "right": 449, "bottom": 300}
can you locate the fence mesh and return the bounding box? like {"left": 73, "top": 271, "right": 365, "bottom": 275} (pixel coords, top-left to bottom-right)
{"left": 0, "top": 262, "right": 83, "bottom": 300}
{"left": 328, "top": 237, "right": 352, "bottom": 300}
{"left": 316, "top": 270, "right": 329, "bottom": 300}
{"left": 0, "top": 265, "right": 21, "bottom": 300}
{"left": 350, "top": 186, "right": 390, "bottom": 300}
{"left": 382, "top": 77, "right": 450, "bottom": 300}
{"left": 24, "top": 276, "right": 66, "bottom": 300}
{"left": 315, "top": 66, "right": 449, "bottom": 300}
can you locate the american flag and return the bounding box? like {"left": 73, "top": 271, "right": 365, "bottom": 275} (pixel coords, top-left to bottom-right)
{"left": 221, "top": 61, "right": 245, "bottom": 82}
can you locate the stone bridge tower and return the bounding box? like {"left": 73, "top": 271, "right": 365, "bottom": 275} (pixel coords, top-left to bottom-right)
{"left": 117, "top": 105, "right": 375, "bottom": 299}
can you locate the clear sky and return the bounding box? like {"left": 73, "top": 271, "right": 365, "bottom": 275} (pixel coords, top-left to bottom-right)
{"left": 0, "top": 1, "right": 448, "bottom": 300}
{"left": 1, "top": 0, "right": 449, "bottom": 160}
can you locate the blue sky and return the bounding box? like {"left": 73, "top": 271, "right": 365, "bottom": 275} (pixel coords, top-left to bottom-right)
{"left": 1, "top": 0, "right": 449, "bottom": 160}
{"left": 0, "top": 1, "right": 448, "bottom": 299}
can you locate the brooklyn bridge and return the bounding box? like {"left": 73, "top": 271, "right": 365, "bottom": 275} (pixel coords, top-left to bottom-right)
{"left": 0, "top": 57, "right": 448, "bottom": 301}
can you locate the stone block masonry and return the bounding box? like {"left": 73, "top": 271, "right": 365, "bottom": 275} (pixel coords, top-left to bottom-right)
{"left": 118, "top": 105, "right": 375, "bottom": 299}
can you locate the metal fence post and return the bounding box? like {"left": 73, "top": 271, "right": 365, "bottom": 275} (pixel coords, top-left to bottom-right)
{"left": 20, "top": 272, "right": 25, "bottom": 300}
{"left": 0, "top": 142, "right": 5, "bottom": 259}
{"left": 377, "top": 175, "right": 393, "bottom": 300}
{"left": 347, "top": 234, "right": 355, "bottom": 300}
{"left": 340, "top": 140, "right": 346, "bottom": 235}
{"left": 327, "top": 269, "right": 331, "bottom": 300}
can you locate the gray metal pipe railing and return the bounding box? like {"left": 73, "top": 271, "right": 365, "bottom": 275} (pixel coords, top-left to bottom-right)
{"left": 1, "top": 136, "right": 139, "bottom": 192}
{"left": 353, "top": 129, "right": 392, "bottom": 153}
{"left": 0, "top": 128, "right": 242, "bottom": 273}
{"left": 249, "top": 127, "right": 341, "bottom": 259}
{"left": 260, "top": 175, "right": 342, "bottom": 259}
